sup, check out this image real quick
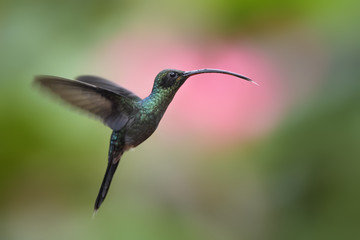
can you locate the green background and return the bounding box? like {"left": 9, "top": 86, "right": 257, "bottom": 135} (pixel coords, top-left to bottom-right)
{"left": 0, "top": 0, "right": 359, "bottom": 239}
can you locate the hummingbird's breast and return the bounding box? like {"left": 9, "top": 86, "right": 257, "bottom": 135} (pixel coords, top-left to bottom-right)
{"left": 122, "top": 93, "right": 172, "bottom": 147}
{"left": 123, "top": 108, "right": 165, "bottom": 147}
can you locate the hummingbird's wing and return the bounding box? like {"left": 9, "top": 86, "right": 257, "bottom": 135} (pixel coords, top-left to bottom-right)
{"left": 76, "top": 75, "right": 142, "bottom": 102}
{"left": 35, "top": 76, "right": 137, "bottom": 131}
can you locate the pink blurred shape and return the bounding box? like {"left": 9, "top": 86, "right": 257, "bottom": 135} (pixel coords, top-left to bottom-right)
{"left": 92, "top": 30, "right": 287, "bottom": 144}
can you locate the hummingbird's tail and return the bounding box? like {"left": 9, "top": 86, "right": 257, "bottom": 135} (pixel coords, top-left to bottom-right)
{"left": 94, "top": 131, "right": 124, "bottom": 211}
{"left": 94, "top": 160, "right": 120, "bottom": 211}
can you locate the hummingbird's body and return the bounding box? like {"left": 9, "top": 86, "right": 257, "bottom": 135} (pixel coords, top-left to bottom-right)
{"left": 35, "top": 68, "right": 256, "bottom": 211}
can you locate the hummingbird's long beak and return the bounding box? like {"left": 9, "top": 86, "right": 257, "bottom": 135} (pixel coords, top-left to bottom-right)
{"left": 183, "top": 69, "right": 258, "bottom": 86}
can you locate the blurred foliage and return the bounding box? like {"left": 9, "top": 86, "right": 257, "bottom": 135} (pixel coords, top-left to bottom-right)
{"left": 0, "top": 0, "right": 130, "bottom": 82}
{"left": 0, "top": 0, "right": 359, "bottom": 240}
{"left": 258, "top": 65, "right": 360, "bottom": 239}
{"left": 197, "top": 0, "right": 322, "bottom": 35}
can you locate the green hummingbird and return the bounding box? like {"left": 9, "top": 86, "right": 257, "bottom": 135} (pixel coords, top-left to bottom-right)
{"left": 35, "top": 68, "right": 257, "bottom": 212}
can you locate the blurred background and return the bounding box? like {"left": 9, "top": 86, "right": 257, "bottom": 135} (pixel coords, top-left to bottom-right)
{"left": 0, "top": 0, "right": 359, "bottom": 239}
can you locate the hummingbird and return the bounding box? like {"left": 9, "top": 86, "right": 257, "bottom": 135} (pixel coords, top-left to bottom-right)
{"left": 35, "top": 68, "right": 257, "bottom": 212}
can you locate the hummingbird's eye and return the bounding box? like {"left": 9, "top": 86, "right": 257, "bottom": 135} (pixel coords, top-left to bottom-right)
{"left": 161, "top": 71, "right": 179, "bottom": 88}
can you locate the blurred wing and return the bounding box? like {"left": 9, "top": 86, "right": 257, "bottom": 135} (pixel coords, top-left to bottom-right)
{"left": 35, "top": 75, "right": 137, "bottom": 131}
{"left": 76, "top": 75, "right": 142, "bottom": 102}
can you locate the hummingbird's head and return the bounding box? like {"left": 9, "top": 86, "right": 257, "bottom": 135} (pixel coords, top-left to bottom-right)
{"left": 152, "top": 69, "right": 187, "bottom": 94}
{"left": 151, "top": 68, "right": 257, "bottom": 95}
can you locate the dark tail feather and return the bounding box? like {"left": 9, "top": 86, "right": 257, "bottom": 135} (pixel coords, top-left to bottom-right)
{"left": 94, "top": 161, "right": 120, "bottom": 211}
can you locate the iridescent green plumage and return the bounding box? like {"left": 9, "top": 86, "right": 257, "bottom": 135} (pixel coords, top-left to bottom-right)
{"left": 35, "top": 68, "right": 255, "bottom": 211}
